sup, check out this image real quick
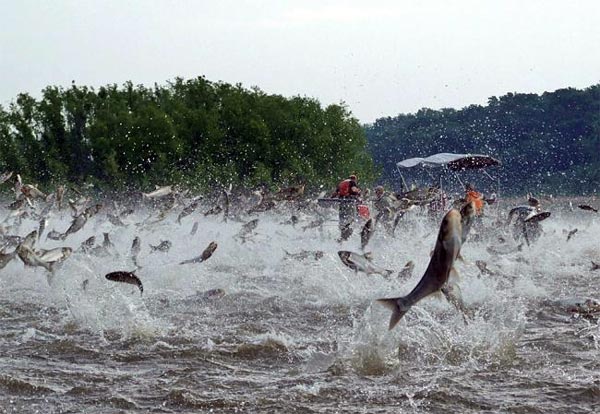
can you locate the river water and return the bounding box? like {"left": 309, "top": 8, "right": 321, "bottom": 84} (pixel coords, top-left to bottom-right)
{"left": 0, "top": 197, "right": 599, "bottom": 413}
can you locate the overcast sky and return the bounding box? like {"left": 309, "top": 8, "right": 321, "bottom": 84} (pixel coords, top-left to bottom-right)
{"left": 2, "top": 0, "right": 599, "bottom": 123}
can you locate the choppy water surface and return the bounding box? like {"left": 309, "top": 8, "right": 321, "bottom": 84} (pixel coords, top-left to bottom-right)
{"left": 1, "top": 197, "right": 599, "bottom": 413}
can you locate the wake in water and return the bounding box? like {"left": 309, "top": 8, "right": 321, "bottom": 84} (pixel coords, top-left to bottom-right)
{"left": 0, "top": 184, "right": 599, "bottom": 413}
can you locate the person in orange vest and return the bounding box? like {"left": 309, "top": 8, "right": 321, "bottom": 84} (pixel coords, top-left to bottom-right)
{"left": 332, "top": 174, "right": 361, "bottom": 199}
{"left": 332, "top": 174, "right": 362, "bottom": 239}
{"left": 465, "top": 183, "right": 484, "bottom": 215}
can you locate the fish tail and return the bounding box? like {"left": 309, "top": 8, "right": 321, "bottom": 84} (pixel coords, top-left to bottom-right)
{"left": 376, "top": 297, "right": 411, "bottom": 330}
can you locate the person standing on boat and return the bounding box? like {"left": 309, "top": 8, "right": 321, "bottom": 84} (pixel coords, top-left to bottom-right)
{"left": 331, "top": 174, "right": 361, "bottom": 237}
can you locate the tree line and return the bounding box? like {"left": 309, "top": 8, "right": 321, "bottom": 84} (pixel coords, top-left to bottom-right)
{"left": 0, "top": 77, "right": 375, "bottom": 193}
{"left": 366, "top": 85, "right": 599, "bottom": 195}
{"left": 1, "top": 78, "right": 597, "bottom": 196}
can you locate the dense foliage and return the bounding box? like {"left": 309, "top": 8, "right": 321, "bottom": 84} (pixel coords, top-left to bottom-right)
{"left": 0, "top": 77, "right": 375, "bottom": 192}
{"left": 366, "top": 85, "right": 599, "bottom": 195}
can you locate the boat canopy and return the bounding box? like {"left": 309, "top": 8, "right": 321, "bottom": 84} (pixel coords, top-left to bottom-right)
{"left": 396, "top": 153, "right": 501, "bottom": 171}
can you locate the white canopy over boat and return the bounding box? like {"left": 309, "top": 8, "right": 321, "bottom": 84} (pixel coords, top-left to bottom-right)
{"left": 396, "top": 153, "right": 501, "bottom": 171}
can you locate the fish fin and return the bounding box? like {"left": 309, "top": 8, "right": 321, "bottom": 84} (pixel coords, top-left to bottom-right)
{"left": 376, "top": 297, "right": 410, "bottom": 330}
{"left": 441, "top": 284, "right": 470, "bottom": 323}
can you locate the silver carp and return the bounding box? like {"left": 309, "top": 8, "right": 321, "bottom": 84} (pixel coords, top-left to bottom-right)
{"left": 377, "top": 209, "right": 463, "bottom": 330}
{"left": 180, "top": 241, "right": 218, "bottom": 265}
{"left": 338, "top": 251, "right": 393, "bottom": 277}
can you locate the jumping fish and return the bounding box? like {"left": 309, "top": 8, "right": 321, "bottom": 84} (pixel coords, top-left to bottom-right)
{"left": 177, "top": 199, "right": 200, "bottom": 224}
{"left": 283, "top": 249, "right": 324, "bottom": 261}
{"left": 377, "top": 209, "right": 463, "bottom": 330}
{"left": 63, "top": 213, "right": 88, "bottom": 239}
{"left": 360, "top": 218, "right": 375, "bottom": 250}
{"left": 237, "top": 219, "right": 258, "bottom": 240}
{"left": 578, "top": 204, "right": 598, "bottom": 213}
{"left": 37, "top": 218, "right": 48, "bottom": 241}
{"left": 338, "top": 251, "right": 393, "bottom": 277}
{"left": 142, "top": 185, "right": 173, "bottom": 200}
{"left": 36, "top": 247, "right": 72, "bottom": 265}
{"left": 16, "top": 245, "right": 53, "bottom": 271}
{"left": 150, "top": 240, "right": 172, "bottom": 253}
{"left": 105, "top": 271, "right": 143, "bottom": 295}
{"left": 79, "top": 236, "right": 96, "bottom": 252}
{"left": 566, "top": 228, "right": 578, "bottom": 242}
{"left": 179, "top": 241, "right": 218, "bottom": 265}
{"left": 102, "top": 233, "right": 114, "bottom": 249}
{"left": 131, "top": 236, "right": 141, "bottom": 267}
{"left": 46, "top": 230, "right": 63, "bottom": 241}
{"left": 21, "top": 184, "right": 46, "bottom": 200}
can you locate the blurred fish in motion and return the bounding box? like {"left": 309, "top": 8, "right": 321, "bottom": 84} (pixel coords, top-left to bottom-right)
{"left": 142, "top": 185, "right": 173, "bottom": 200}
{"left": 79, "top": 236, "right": 96, "bottom": 253}
{"left": 578, "top": 204, "right": 598, "bottom": 213}
{"left": 360, "top": 218, "right": 375, "bottom": 250}
{"left": 177, "top": 199, "right": 200, "bottom": 224}
{"left": 180, "top": 241, "right": 218, "bottom": 265}
{"left": 46, "top": 230, "right": 63, "bottom": 241}
{"left": 105, "top": 271, "right": 143, "bottom": 295}
{"left": 150, "top": 240, "right": 172, "bottom": 253}
{"left": 131, "top": 236, "right": 141, "bottom": 267}
{"left": 338, "top": 251, "right": 393, "bottom": 277}
{"left": 236, "top": 219, "right": 258, "bottom": 241}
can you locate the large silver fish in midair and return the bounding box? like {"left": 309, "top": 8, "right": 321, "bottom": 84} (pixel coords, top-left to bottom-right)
{"left": 377, "top": 209, "right": 463, "bottom": 330}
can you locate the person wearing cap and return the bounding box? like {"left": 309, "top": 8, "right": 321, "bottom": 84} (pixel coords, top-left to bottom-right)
{"left": 373, "top": 185, "right": 396, "bottom": 223}
{"left": 331, "top": 174, "right": 362, "bottom": 237}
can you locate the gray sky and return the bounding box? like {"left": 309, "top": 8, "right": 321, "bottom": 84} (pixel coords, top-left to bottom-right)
{"left": 2, "top": 0, "right": 599, "bottom": 123}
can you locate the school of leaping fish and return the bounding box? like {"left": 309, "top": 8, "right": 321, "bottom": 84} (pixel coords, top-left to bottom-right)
{"left": 1, "top": 170, "right": 599, "bottom": 327}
